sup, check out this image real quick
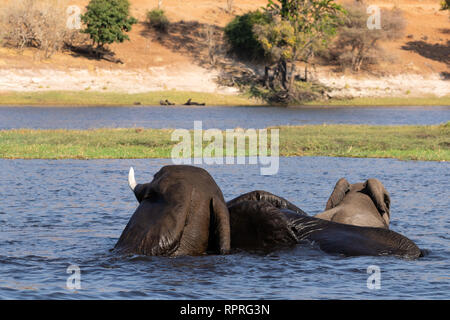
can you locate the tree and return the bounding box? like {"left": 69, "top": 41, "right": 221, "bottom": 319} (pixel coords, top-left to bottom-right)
{"left": 333, "top": 2, "right": 405, "bottom": 72}
{"left": 81, "top": 0, "right": 137, "bottom": 52}
{"left": 254, "top": 0, "right": 345, "bottom": 101}
{"left": 224, "top": 10, "right": 271, "bottom": 61}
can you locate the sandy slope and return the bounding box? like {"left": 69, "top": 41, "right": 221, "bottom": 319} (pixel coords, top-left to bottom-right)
{"left": 0, "top": 64, "right": 238, "bottom": 94}
{"left": 317, "top": 72, "right": 449, "bottom": 98}
{"left": 0, "top": 0, "right": 448, "bottom": 97}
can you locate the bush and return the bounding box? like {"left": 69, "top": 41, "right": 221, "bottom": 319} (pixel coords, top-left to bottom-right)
{"left": 332, "top": 3, "right": 406, "bottom": 72}
{"left": 0, "top": 0, "right": 73, "bottom": 58}
{"left": 147, "top": 9, "right": 170, "bottom": 33}
{"left": 224, "top": 10, "right": 271, "bottom": 61}
{"left": 248, "top": 80, "right": 329, "bottom": 105}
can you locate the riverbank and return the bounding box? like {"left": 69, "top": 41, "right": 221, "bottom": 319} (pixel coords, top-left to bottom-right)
{"left": 1, "top": 90, "right": 449, "bottom": 107}
{"left": 1, "top": 123, "right": 448, "bottom": 161}
{"left": 0, "top": 90, "right": 259, "bottom": 107}
{"left": 0, "top": 1, "right": 448, "bottom": 107}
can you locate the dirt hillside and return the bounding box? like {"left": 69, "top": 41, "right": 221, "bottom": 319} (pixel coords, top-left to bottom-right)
{"left": 0, "top": 0, "right": 448, "bottom": 96}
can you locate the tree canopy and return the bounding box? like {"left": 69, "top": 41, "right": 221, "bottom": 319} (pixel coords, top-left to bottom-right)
{"left": 253, "top": 0, "right": 345, "bottom": 101}
{"left": 259, "top": 0, "right": 345, "bottom": 64}
{"left": 81, "top": 0, "right": 137, "bottom": 49}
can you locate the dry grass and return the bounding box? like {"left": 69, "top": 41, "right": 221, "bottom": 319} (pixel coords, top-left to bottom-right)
{"left": 0, "top": 0, "right": 75, "bottom": 59}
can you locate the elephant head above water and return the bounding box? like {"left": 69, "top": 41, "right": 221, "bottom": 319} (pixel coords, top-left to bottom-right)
{"left": 114, "top": 165, "right": 231, "bottom": 256}
{"left": 227, "top": 190, "right": 422, "bottom": 259}
{"left": 314, "top": 178, "right": 391, "bottom": 229}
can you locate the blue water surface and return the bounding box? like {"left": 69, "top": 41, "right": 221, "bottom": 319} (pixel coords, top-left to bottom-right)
{"left": 0, "top": 157, "right": 448, "bottom": 299}
{"left": 0, "top": 105, "right": 449, "bottom": 129}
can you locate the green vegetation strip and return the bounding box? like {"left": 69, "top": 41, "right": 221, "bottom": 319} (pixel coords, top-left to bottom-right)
{"left": 1, "top": 91, "right": 449, "bottom": 107}
{"left": 1, "top": 123, "right": 449, "bottom": 161}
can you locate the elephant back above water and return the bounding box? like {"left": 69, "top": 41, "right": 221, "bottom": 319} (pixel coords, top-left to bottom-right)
{"left": 227, "top": 190, "right": 422, "bottom": 258}
{"left": 314, "top": 178, "right": 391, "bottom": 229}
{"left": 114, "top": 165, "right": 231, "bottom": 256}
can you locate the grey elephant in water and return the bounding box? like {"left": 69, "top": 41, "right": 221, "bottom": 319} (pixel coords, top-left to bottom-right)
{"left": 227, "top": 190, "right": 422, "bottom": 258}
{"left": 314, "top": 178, "right": 391, "bottom": 228}
{"left": 114, "top": 165, "right": 230, "bottom": 256}
{"left": 114, "top": 165, "right": 422, "bottom": 258}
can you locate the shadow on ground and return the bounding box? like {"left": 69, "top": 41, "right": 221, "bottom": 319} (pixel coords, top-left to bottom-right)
{"left": 140, "top": 21, "right": 224, "bottom": 67}
{"left": 401, "top": 40, "right": 450, "bottom": 65}
{"left": 65, "top": 44, "right": 123, "bottom": 64}
{"left": 140, "top": 21, "right": 261, "bottom": 89}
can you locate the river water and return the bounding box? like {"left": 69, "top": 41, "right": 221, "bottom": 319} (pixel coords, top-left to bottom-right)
{"left": 0, "top": 105, "right": 449, "bottom": 129}
{"left": 0, "top": 157, "right": 448, "bottom": 299}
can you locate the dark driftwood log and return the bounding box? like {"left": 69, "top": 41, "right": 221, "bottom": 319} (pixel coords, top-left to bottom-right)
{"left": 183, "top": 98, "right": 205, "bottom": 106}
{"left": 160, "top": 99, "right": 175, "bottom": 106}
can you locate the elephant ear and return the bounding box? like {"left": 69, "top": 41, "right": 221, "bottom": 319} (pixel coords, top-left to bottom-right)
{"left": 325, "top": 178, "right": 350, "bottom": 210}
{"left": 209, "top": 196, "right": 231, "bottom": 254}
{"left": 364, "top": 178, "right": 391, "bottom": 225}
{"left": 132, "top": 183, "right": 154, "bottom": 203}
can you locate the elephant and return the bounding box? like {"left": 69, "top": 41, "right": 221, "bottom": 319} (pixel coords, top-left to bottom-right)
{"left": 114, "top": 165, "right": 421, "bottom": 259}
{"left": 114, "top": 165, "right": 231, "bottom": 256}
{"left": 227, "top": 190, "right": 422, "bottom": 258}
{"left": 314, "top": 178, "right": 391, "bottom": 229}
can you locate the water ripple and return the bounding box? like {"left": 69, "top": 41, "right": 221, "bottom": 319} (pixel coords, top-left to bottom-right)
{"left": 0, "top": 106, "right": 449, "bottom": 130}
{"left": 0, "top": 157, "right": 448, "bottom": 299}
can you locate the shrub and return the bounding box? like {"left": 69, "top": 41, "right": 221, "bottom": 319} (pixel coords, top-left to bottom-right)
{"left": 147, "top": 9, "right": 170, "bottom": 33}
{"left": 0, "top": 0, "right": 73, "bottom": 58}
{"left": 248, "top": 79, "right": 328, "bottom": 105}
{"left": 226, "top": 0, "right": 234, "bottom": 13}
{"left": 224, "top": 10, "right": 271, "bottom": 61}
{"left": 332, "top": 2, "right": 406, "bottom": 72}
{"left": 204, "top": 25, "right": 222, "bottom": 66}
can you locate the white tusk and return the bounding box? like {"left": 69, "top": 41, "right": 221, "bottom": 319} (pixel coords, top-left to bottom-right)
{"left": 128, "top": 167, "right": 137, "bottom": 191}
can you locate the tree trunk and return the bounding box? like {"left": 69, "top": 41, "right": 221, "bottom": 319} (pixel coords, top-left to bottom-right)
{"left": 288, "top": 62, "right": 296, "bottom": 90}
{"left": 304, "top": 64, "right": 308, "bottom": 82}
{"left": 280, "top": 0, "right": 289, "bottom": 18}
{"left": 263, "top": 58, "right": 297, "bottom": 102}
{"left": 264, "top": 66, "right": 271, "bottom": 88}
{"left": 279, "top": 59, "right": 288, "bottom": 90}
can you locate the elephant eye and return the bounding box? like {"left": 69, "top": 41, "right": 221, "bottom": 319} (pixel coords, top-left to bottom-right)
{"left": 144, "top": 190, "right": 159, "bottom": 202}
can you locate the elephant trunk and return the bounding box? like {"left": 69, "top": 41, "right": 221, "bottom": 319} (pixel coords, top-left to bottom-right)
{"left": 290, "top": 216, "right": 422, "bottom": 259}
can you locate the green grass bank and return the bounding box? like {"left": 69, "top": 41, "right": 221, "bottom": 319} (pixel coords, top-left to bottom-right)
{"left": 1, "top": 123, "right": 448, "bottom": 161}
